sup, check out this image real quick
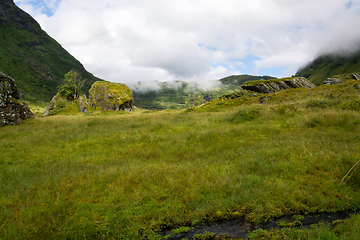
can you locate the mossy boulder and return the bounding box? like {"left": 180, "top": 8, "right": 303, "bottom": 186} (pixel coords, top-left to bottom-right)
{"left": 89, "top": 81, "right": 133, "bottom": 111}
{"left": 0, "top": 72, "right": 34, "bottom": 126}
{"left": 242, "top": 77, "right": 315, "bottom": 93}
{"left": 43, "top": 93, "right": 90, "bottom": 116}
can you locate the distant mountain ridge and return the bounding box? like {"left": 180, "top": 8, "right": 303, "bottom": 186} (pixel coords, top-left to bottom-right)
{"left": 220, "top": 74, "right": 277, "bottom": 86}
{"left": 132, "top": 75, "right": 277, "bottom": 110}
{"left": 296, "top": 48, "right": 360, "bottom": 85}
{"left": 0, "top": 0, "right": 102, "bottom": 102}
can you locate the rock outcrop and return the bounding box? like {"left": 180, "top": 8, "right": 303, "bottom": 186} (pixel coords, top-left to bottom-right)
{"left": 0, "top": 72, "right": 33, "bottom": 126}
{"left": 89, "top": 81, "right": 133, "bottom": 111}
{"left": 43, "top": 93, "right": 90, "bottom": 116}
{"left": 352, "top": 74, "right": 360, "bottom": 80}
{"left": 242, "top": 77, "right": 315, "bottom": 93}
{"left": 324, "top": 78, "right": 344, "bottom": 85}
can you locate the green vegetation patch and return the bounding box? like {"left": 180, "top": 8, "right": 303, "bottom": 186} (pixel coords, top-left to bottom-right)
{"left": 248, "top": 214, "right": 360, "bottom": 239}
{"left": 227, "top": 108, "right": 262, "bottom": 123}
{"left": 341, "top": 99, "right": 360, "bottom": 111}
{"left": 306, "top": 99, "right": 341, "bottom": 109}
{"left": 184, "top": 90, "right": 255, "bottom": 113}
{"left": 172, "top": 226, "right": 194, "bottom": 234}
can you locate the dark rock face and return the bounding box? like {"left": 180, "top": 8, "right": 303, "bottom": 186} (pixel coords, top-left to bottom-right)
{"left": 242, "top": 77, "right": 315, "bottom": 93}
{"left": 352, "top": 74, "right": 360, "bottom": 80}
{"left": 0, "top": 72, "right": 33, "bottom": 126}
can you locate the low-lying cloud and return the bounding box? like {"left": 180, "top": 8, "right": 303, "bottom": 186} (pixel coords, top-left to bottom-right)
{"left": 15, "top": 0, "right": 360, "bottom": 86}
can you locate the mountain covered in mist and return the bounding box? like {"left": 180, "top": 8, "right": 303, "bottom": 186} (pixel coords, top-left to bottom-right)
{"left": 133, "top": 75, "right": 277, "bottom": 110}
{"left": 0, "top": 0, "right": 102, "bottom": 102}
{"left": 296, "top": 48, "right": 360, "bottom": 85}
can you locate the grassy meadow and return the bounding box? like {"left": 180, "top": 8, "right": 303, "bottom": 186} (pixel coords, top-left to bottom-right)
{"left": 1, "top": 80, "right": 360, "bottom": 239}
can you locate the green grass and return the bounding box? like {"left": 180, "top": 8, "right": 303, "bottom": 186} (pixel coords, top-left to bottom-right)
{"left": 1, "top": 81, "right": 360, "bottom": 239}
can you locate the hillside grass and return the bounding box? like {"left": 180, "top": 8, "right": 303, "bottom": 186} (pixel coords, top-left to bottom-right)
{"left": 1, "top": 80, "right": 360, "bottom": 239}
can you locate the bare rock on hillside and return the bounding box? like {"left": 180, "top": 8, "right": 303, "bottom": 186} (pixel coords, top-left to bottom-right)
{"left": 89, "top": 81, "right": 133, "bottom": 111}
{"left": 242, "top": 77, "right": 315, "bottom": 93}
{"left": 352, "top": 74, "right": 360, "bottom": 80}
{"left": 0, "top": 72, "right": 34, "bottom": 126}
{"left": 324, "top": 78, "right": 344, "bottom": 85}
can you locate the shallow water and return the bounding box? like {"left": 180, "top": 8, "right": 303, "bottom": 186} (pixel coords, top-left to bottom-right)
{"left": 163, "top": 211, "right": 351, "bottom": 239}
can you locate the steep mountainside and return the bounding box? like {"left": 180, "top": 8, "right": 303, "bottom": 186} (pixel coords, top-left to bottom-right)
{"left": 296, "top": 48, "right": 360, "bottom": 85}
{"left": 0, "top": 0, "right": 102, "bottom": 102}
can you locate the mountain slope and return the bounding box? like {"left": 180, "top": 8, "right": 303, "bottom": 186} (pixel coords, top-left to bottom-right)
{"left": 295, "top": 49, "right": 360, "bottom": 85}
{"left": 0, "top": 0, "right": 102, "bottom": 102}
{"left": 220, "top": 74, "right": 277, "bottom": 86}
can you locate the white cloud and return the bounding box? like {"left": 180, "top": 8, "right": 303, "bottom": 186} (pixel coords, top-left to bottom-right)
{"left": 14, "top": 0, "right": 360, "bottom": 85}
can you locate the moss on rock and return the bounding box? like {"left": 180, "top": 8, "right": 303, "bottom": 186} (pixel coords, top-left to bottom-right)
{"left": 43, "top": 92, "right": 89, "bottom": 116}
{"left": 89, "top": 81, "right": 133, "bottom": 111}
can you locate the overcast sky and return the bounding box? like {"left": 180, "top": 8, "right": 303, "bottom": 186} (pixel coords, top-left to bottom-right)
{"left": 14, "top": 0, "right": 360, "bottom": 86}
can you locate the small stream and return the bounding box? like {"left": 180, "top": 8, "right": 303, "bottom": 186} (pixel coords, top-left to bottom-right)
{"left": 162, "top": 211, "right": 351, "bottom": 239}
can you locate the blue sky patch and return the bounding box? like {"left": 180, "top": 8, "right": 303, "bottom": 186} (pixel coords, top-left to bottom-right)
{"left": 346, "top": 1, "right": 354, "bottom": 10}
{"left": 16, "top": 0, "right": 57, "bottom": 16}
